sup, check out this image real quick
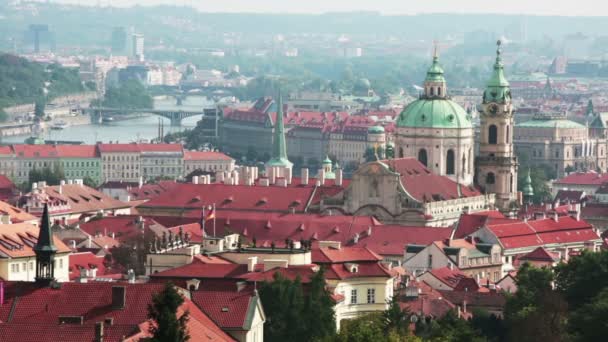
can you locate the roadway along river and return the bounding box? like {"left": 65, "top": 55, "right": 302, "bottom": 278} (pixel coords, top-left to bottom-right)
{"left": 2, "top": 96, "right": 213, "bottom": 144}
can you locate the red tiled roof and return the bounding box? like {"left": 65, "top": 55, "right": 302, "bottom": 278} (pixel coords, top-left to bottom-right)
{"left": 0, "top": 199, "right": 38, "bottom": 223}
{"left": 554, "top": 171, "right": 608, "bottom": 186}
{"left": 426, "top": 267, "right": 478, "bottom": 291}
{"left": 0, "top": 145, "right": 14, "bottom": 155}
{"left": 0, "top": 323, "right": 139, "bottom": 342}
{"left": 150, "top": 259, "right": 248, "bottom": 279}
{"left": 79, "top": 215, "right": 159, "bottom": 244}
{"left": 55, "top": 145, "right": 98, "bottom": 158}
{"left": 241, "top": 265, "right": 317, "bottom": 283}
{"left": 382, "top": 158, "right": 482, "bottom": 202}
{"left": 399, "top": 280, "right": 461, "bottom": 319}
{"left": 128, "top": 182, "right": 177, "bottom": 201}
{"left": 437, "top": 290, "right": 506, "bottom": 308}
{"left": 68, "top": 251, "right": 120, "bottom": 280}
{"left": 191, "top": 283, "right": 256, "bottom": 329}
{"left": 139, "top": 183, "right": 317, "bottom": 213}
{"left": 324, "top": 262, "right": 392, "bottom": 280}
{"left": 518, "top": 246, "right": 559, "bottom": 262}
{"left": 37, "top": 184, "right": 130, "bottom": 215}
{"left": 581, "top": 203, "right": 608, "bottom": 217}
{"left": 452, "top": 211, "right": 508, "bottom": 239}
{"left": 0, "top": 282, "right": 234, "bottom": 342}
{"left": 486, "top": 216, "right": 600, "bottom": 249}
{"left": 184, "top": 151, "right": 233, "bottom": 161}
{"left": 312, "top": 246, "right": 382, "bottom": 263}
{"left": 12, "top": 144, "right": 59, "bottom": 158}
{"left": 0, "top": 223, "right": 71, "bottom": 258}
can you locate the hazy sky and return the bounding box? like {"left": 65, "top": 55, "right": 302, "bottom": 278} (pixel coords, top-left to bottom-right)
{"left": 57, "top": 0, "right": 608, "bottom": 16}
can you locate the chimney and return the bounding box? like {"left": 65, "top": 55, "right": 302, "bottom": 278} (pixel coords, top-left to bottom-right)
{"left": 111, "top": 286, "right": 126, "bottom": 310}
{"left": 260, "top": 177, "right": 270, "bottom": 187}
{"left": 247, "top": 256, "right": 258, "bottom": 272}
{"left": 553, "top": 211, "right": 559, "bottom": 222}
{"left": 231, "top": 170, "right": 239, "bottom": 185}
{"left": 533, "top": 212, "right": 546, "bottom": 220}
{"left": 269, "top": 167, "right": 276, "bottom": 184}
{"left": 138, "top": 176, "right": 143, "bottom": 188}
{"left": 568, "top": 210, "right": 580, "bottom": 221}
{"left": 127, "top": 269, "right": 136, "bottom": 284}
{"left": 276, "top": 177, "right": 287, "bottom": 187}
{"left": 318, "top": 168, "right": 326, "bottom": 185}
{"left": 463, "top": 300, "right": 467, "bottom": 313}
{"left": 336, "top": 168, "right": 343, "bottom": 186}
{"left": 217, "top": 171, "right": 225, "bottom": 183}
{"left": 68, "top": 180, "right": 73, "bottom": 185}
{"left": 301, "top": 168, "right": 309, "bottom": 185}
{"left": 60, "top": 180, "right": 66, "bottom": 186}
{"left": 286, "top": 167, "right": 293, "bottom": 185}
{"left": 192, "top": 176, "right": 199, "bottom": 184}
{"left": 367, "top": 226, "right": 372, "bottom": 236}
{"left": 94, "top": 322, "right": 104, "bottom": 342}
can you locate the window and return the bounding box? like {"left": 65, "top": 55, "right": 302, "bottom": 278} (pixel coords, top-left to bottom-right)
{"left": 367, "top": 288, "right": 376, "bottom": 304}
{"left": 418, "top": 149, "right": 428, "bottom": 167}
{"left": 351, "top": 289, "right": 358, "bottom": 304}
{"left": 510, "top": 173, "right": 514, "bottom": 192}
{"left": 428, "top": 254, "right": 433, "bottom": 268}
{"left": 399, "top": 147, "right": 404, "bottom": 158}
{"left": 494, "top": 271, "right": 500, "bottom": 282}
{"left": 488, "top": 125, "right": 498, "bottom": 144}
{"left": 460, "top": 256, "right": 467, "bottom": 267}
{"left": 486, "top": 172, "right": 496, "bottom": 185}
{"left": 446, "top": 150, "right": 455, "bottom": 175}
{"left": 11, "top": 264, "right": 18, "bottom": 272}
{"left": 506, "top": 125, "right": 510, "bottom": 143}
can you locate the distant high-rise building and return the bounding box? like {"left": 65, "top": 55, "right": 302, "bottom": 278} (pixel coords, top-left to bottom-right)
{"left": 25, "top": 24, "right": 54, "bottom": 53}
{"left": 111, "top": 27, "right": 127, "bottom": 54}
{"left": 132, "top": 33, "right": 145, "bottom": 62}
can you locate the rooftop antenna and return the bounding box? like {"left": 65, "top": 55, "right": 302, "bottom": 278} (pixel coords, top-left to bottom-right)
{"left": 433, "top": 40, "right": 439, "bottom": 59}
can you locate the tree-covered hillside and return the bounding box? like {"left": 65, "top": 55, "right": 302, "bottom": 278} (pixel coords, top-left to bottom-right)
{"left": 0, "top": 53, "right": 84, "bottom": 109}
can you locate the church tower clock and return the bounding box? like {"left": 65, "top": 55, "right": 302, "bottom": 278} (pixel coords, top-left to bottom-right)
{"left": 476, "top": 41, "right": 519, "bottom": 211}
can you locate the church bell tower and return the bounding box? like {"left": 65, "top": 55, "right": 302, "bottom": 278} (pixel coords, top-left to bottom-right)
{"left": 34, "top": 203, "right": 57, "bottom": 285}
{"left": 476, "top": 41, "right": 519, "bottom": 211}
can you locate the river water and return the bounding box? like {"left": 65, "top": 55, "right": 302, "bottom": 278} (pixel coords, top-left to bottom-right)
{"left": 3, "top": 96, "right": 213, "bottom": 144}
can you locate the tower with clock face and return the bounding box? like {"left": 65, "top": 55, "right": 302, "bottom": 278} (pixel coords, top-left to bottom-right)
{"left": 476, "top": 41, "right": 519, "bottom": 211}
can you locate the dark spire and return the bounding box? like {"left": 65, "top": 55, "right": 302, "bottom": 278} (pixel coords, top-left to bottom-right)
{"left": 34, "top": 203, "right": 57, "bottom": 285}
{"left": 34, "top": 203, "right": 57, "bottom": 253}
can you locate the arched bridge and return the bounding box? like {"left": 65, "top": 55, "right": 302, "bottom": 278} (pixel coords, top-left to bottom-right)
{"left": 86, "top": 107, "right": 220, "bottom": 126}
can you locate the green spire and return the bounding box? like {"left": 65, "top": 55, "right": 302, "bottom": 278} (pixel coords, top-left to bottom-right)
{"left": 266, "top": 90, "right": 292, "bottom": 168}
{"left": 425, "top": 45, "right": 445, "bottom": 83}
{"left": 483, "top": 40, "right": 511, "bottom": 104}
{"left": 522, "top": 169, "right": 534, "bottom": 198}
{"left": 34, "top": 203, "right": 57, "bottom": 253}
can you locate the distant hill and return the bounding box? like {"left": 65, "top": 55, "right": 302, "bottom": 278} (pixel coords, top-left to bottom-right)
{"left": 0, "top": 54, "right": 84, "bottom": 109}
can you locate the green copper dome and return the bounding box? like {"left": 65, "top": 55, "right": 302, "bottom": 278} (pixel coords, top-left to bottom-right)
{"left": 425, "top": 55, "right": 445, "bottom": 83}
{"left": 397, "top": 98, "right": 472, "bottom": 129}
{"left": 323, "top": 155, "right": 332, "bottom": 164}
{"left": 368, "top": 125, "right": 385, "bottom": 134}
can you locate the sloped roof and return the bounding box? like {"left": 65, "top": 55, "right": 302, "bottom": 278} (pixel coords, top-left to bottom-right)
{"left": 0, "top": 223, "right": 70, "bottom": 258}
{"left": 554, "top": 171, "right": 608, "bottom": 186}
{"left": 0, "top": 199, "right": 38, "bottom": 223}
{"left": 191, "top": 282, "right": 258, "bottom": 330}
{"left": 554, "top": 190, "right": 585, "bottom": 203}
{"left": 184, "top": 151, "right": 234, "bottom": 161}
{"left": 0, "top": 282, "right": 234, "bottom": 342}
{"left": 452, "top": 210, "right": 508, "bottom": 239}
{"left": 382, "top": 158, "right": 482, "bottom": 202}
{"left": 486, "top": 216, "right": 600, "bottom": 249}
{"left": 38, "top": 184, "right": 130, "bottom": 215}
{"left": 519, "top": 246, "right": 560, "bottom": 262}
{"left": 139, "top": 183, "right": 317, "bottom": 213}
{"left": 150, "top": 259, "right": 248, "bottom": 279}
{"left": 55, "top": 145, "right": 98, "bottom": 158}
{"left": 312, "top": 246, "right": 382, "bottom": 263}
{"left": 78, "top": 215, "right": 160, "bottom": 244}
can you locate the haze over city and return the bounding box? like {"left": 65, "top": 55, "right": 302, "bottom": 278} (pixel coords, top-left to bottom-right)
{"left": 0, "top": 1, "right": 607, "bottom": 342}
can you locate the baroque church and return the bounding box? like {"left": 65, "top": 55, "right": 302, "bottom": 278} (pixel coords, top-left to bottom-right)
{"left": 321, "top": 41, "right": 519, "bottom": 226}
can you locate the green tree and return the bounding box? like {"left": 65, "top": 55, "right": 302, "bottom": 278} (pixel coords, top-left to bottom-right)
{"left": 383, "top": 295, "right": 410, "bottom": 336}
{"left": 470, "top": 308, "right": 506, "bottom": 342}
{"left": 363, "top": 147, "right": 377, "bottom": 162}
{"left": 0, "top": 108, "right": 8, "bottom": 122}
{"left": 147, "top": 282, "right": 190, "bottom": 342}
{"left": 303, "top": 267, "right": 336, "bottom": 340}
{"left": 567, "top": 287, "right": 608, "bottom": 341}
{"left": 415, "top": 310, "right": 485, "bottom": 342}
{"left": 259, "top": 273, "right": 306, "bottom": 342}
{"left": 246, "top": 145, "right": 259, "bottom": 162}
{"left": 83, "top": 176, "right": 98, "bottom": 188}
{"left": 554, "top": 250, "right": 608, "bottom": 310}
{"left": 98, "top": 79, "right": 153, "bottom": 109}
{"left": 34, "top": 98, "right": 45, "bottom": 118}
{"left": 28, "top": 164, "right": 65, "bottom": 187}
{"left": 504, "top": 263, "right": 567, "bottom": 342}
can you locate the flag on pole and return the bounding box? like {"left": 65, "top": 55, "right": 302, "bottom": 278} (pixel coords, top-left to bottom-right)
{"left": 200, "top": 206, "right": 207, "bottom": 237}
{"left": 205, "top": 205, "right": 216, "bottom": 221}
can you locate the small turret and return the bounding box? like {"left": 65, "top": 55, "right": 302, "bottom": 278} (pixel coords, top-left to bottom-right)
{"left": 483, "top": 40, "right": 511, "bottom": 104}
{"left": 522, "top": 169, "right": 534, "bottom": 204}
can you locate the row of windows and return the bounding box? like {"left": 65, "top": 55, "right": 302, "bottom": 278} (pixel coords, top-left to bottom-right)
{"left": 10, "top": 259, "right": 64, "bottom": 273}
{"left": 349, "top": 288, "right": 376, "bottom": 304}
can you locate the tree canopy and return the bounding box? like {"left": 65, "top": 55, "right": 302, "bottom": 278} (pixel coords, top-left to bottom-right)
{"left": 147, "top": 282, "right": 190, "bottom": 342}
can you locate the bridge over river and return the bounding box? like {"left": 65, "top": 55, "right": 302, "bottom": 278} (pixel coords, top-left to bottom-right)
{"left": 86, "top": 106, "right": 220, "bottom": 126}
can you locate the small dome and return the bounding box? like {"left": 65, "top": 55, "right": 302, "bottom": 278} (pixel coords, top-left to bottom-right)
{"left": 397, "top": 99, "right": 472, "bottom": 129}
{"left": 323, "top": 155, "right": 332, "bottom": 164}
{"left": 355, "top": 78, "right": 371, "bottom": 91}
{"left": 368, "top": 125, "right": 385, "bottom": 134}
